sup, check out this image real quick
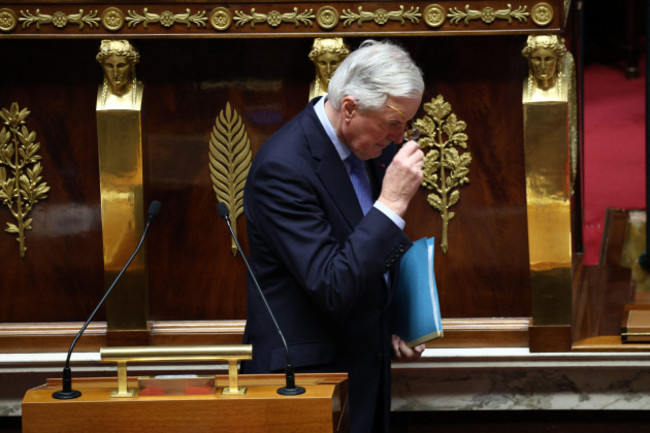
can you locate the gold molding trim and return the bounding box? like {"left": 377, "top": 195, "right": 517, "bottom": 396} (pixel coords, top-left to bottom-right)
{"left": 234, "top": 7, "right": 315, "bottom": 28}
{"left": 530, "top": 2, "right": 553, "bottom": 26}
{"left": 341, "top": 6, "right": 421, "bottom": 27}
{"left": 19, "top": 8, "right": 100, "bottom": 30}
{"left": 1, "top": 3, "right": 558, "bottom": 34}
{"left": 126, "top": 8, "right": 208, "bottom": 29}
{"left": 448, "top": 4, "right": 529, "bottom": 25}
{"left": 417, "top": 95, "right": 471, "bottom": 254}
{"left": 210, "top": 7, "right": 232, "bottom": 31}
{"left": 316, "top": 6, "right": 339, "bottom": 30}
{"left": 0, "top": 103, "right": 50, "bottom": 258}
{"left": 101, "top": 7, "right": 125, "bottom": 32}
{"left": 423, "top": 4, "right": 446, "bottom": 28}
{"left": 0, "top": 8, "right": 17, "bottom": 32}
{"left": 208, "top": 102, "right": 252, "bottom": 256}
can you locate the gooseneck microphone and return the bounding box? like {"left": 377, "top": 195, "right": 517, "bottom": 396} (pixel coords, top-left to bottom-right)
{"left": 217, "top": 202, "right": 305, "bottom": 396}
{"left": 52, "top": 200, "right": 162, "bottom": 400}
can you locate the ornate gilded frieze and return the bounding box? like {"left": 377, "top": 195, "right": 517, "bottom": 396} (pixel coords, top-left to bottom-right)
{"left": 126, "top": 8, "right": 208, "bottom": 29}
{"left": 0, "top": 2, "right": 562, "bottom": 35}
{"left": 416, "top": 95, "right": 471, "bottom": 254}
{"left": 447, "top": 4, "right": 529, "bottom": 25}
{"left": 19, "top": 9, "right": 100, "bottom": 30}
{"left": 341, "top": 6, "right": 421, "bottom": 27}
{"left": 234, "top": 7, "right": 315, "bottom": 28}
{"left": 209, "top": 103, "right": 252, "bottom": 256}
{"left": 0, "top": 103, "right": 50, "bottom": 258}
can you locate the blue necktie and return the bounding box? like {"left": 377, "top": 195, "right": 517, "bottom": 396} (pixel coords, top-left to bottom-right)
{"left": 347, "top": 154, "right": 373, "bottom": 215}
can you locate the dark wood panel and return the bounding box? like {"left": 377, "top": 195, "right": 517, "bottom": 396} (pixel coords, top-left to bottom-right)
{"left": 143, "top": 38, "right": 314, "bottom": 320}
{"left": 573, "top": 208, "right": 637, "bottom": 346}
{"left": 404, "top": 35, "right": 531, "bottom": 318}
{"left": 0, "top": 318, "right": 527, "bottom": 352}
{"left": 0, "top": 39, "right": 105, "bottom": 322}
{"left": 1, "top": 35, "right": 531, "bottom": 327}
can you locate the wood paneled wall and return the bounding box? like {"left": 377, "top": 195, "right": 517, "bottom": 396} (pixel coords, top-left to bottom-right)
{"left": 0, "top": 35, "right": 530, "bottom": 327}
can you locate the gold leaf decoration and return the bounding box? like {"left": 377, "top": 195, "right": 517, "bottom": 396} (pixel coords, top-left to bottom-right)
{"left": 233, "top": 7, "right": 315, "bottom": 28}
{"left": 341, "top": 6, "right": 421, "bottom": 27}
{"left": 19, "top": 9, "right": 100, "bottom": 30}
{"left": 448, "top": 4, "right": 529, "bottom": 25}
{"left": 417, "top": 95, "right": 471, "bottom": 254}
{"left": 126, "top": 8, "right": 208, "bottom": 29}
{"left": 0, "top": 102, "right": 50, "bottom": 258}
{"left": 208, "top": 102, "right": 252, "bottom": 256}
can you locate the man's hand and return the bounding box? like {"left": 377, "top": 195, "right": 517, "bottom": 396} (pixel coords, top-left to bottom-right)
{"left": 378, "top": 140, "right": 424, "bottom": 217}
{"left": 391, "top": 334, "right": 425, "bottom": 361}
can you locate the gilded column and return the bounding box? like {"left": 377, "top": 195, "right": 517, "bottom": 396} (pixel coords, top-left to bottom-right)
{"left": 522, "top": 35, "right": 576, "bottom": 346}
{"left": 95, "top": 40, "right": 148, "bottom": 336}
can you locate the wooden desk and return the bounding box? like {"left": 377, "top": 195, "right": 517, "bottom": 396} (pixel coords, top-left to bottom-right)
{"left": 22, "top": 373, "right": 348, "bottom": 433}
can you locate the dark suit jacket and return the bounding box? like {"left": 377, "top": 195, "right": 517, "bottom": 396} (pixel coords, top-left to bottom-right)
{"left": 241, "top": 98, "right": 412, "bottom": 433}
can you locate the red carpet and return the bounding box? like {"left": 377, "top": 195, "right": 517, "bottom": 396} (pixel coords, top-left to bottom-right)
{"left": 582, "top": 63, "right": 646, "bottom": 265}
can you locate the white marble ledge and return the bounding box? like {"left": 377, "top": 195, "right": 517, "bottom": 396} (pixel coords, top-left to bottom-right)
{"left": 4, "top": 347, "right": 650, "bottom": 370}
{"left": 394, "top": 347, "right": 650, "bottom": 369}
{"left": 3, "top": 348, "right": 650, "bottom": 415}
{"left": 392, "top": 348, "right": 650, "bottom": 411}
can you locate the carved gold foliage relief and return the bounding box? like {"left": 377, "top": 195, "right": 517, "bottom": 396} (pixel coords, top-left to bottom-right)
{"left": 448, "top": 4, "right": 529, "bottom": 25}
{"left": 0, "top": 103, "right": 50, "bottom": 258}
{"left": 209, "top": 102, "right": 252, "bottom": 256}
{"left": 19, "top": 8, "right": 100, "bottom": 29}
{"left": 341, "top": 6, "right": 421, "bottom": 27}
{"left": 2, "top": 4, "right": 551, "bottom": 33}
{"left": 417, "top": 95, "right": 471, "bottom": 254}
{"left": 126, "top": 8, "right": 208, "bottom": 29}
{"left": 234, "top": 7, "right": 315, "bottom": 28}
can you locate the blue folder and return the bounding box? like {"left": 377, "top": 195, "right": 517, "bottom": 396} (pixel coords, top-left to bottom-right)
{"left": 392, "top": 237, "right": 443, "bottom": 347}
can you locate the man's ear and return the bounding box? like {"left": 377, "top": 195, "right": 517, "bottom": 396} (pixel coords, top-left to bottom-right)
{"left": 341, "top": 96, "right": 356, "bottom": 120}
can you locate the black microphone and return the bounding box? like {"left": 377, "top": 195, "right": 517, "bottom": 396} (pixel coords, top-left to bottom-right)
{"left": 217, "top": 202, "right": 305, "bottom": 396}
{"left": 52, "top": 200, "right": 162, "bottom": 400}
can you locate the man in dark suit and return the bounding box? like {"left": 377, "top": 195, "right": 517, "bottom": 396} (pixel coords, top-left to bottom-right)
{"left": 242, "top": 39, "right": 426, "bottom": 433}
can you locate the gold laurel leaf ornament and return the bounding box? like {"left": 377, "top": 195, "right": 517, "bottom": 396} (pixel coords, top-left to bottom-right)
{"left": 416, "top": 95, "right": 471, "bottom": 254}
{"left": 0, "top": 102, "right": 50, "bottom": 258}
{"left": 208, "top": 102, "right": 252, "bottom": 256}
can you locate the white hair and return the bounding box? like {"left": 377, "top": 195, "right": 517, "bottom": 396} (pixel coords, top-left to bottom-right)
{"left": 327, "top": 39, "right": 424, "bottom": 112}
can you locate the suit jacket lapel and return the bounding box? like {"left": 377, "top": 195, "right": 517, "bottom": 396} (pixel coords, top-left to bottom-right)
{"left": 299, "top": 102, "right": 363, "bottom": 228}
{"left": 299, "top": 101, "right": 400, "bottom": 229}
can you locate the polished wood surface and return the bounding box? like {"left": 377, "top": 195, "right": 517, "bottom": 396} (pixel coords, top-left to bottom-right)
{"left": 22, "top": 374, "right": 349, "bottom": 433}
{"left": 0, "top": 317, "right": 528, "bottom": 352}
{"left": 573, "top": 209, "right": 644, "bottom": 350}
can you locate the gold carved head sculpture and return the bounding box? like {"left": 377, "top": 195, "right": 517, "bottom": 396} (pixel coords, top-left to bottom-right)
{"left": 521, "top": 35, "right": 567, "bottom": 91}
{"left": 308, "top": 38, "right": 350, "bottom": 100}
{"left": 96, "top": 40, "right": 140, "bottom": 97}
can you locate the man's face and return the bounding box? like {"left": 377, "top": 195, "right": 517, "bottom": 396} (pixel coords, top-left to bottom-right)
{"left": 341, "top": 95, "right": 421, "bottom": 160}
{"left": 315, "top": 52, "right": 343, "bottom": 87}
{"left": 102, "top": 54, "right": 132, "bottom": 96}
{"left": 530, "top": 47, "right": 558, "bottom": 89}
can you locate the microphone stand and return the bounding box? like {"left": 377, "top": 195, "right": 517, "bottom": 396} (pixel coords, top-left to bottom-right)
{"left": 217, "top": 202, "right": 305, "bottom": 396}
{"left": 52, "top": 200, "right": 161, "bottom": 399}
